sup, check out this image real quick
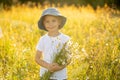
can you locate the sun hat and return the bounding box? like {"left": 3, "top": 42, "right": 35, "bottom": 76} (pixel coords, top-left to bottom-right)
{"left": 38, "top": 8, "right": 67, "bottom": 31}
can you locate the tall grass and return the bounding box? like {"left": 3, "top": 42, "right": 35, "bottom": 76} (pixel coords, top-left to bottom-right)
{"left": 0, "top": 5, "right": 120, "bottom": 80}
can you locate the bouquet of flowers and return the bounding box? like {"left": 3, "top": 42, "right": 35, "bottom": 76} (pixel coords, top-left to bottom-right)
{"left": 40, "top": 40, "right": 72, "bottom": 80}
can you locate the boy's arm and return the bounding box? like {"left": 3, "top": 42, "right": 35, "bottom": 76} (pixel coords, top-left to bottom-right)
{"left": 35, "top": 50, "right": 59, "bottom": 72}
{"left": 35, "top": 50, "right": 71, "bottom": 72}
{"left": 35, "top": 50, "right": 50, "bottom": 69}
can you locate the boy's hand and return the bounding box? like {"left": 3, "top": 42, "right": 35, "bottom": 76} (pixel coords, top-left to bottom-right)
{"left": 47, "top": 63, "right": 65, "bottom": 72}
{"left": 47, "top": 63, "right": 56, "bottom": 72}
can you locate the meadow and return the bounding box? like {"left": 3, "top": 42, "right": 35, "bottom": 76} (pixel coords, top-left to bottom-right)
{"left": 0, "top": 4, "right": 120, "bottom": 80}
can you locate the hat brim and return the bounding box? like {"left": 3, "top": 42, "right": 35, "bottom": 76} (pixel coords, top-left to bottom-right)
{"left": 38, "top": 14, "right": 66, "bottom": 31}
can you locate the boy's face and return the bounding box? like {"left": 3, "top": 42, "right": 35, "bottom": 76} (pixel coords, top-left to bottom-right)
{"left": 43, "top": 15, "right": 61, "bottom": 32}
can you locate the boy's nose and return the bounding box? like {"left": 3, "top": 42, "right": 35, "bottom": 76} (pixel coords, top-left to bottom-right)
{"left": 49, "top": 22, "right": 53, "bottom": 26}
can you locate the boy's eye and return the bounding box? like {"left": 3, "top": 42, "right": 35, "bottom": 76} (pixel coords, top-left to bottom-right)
{"left": 46, "top": 20, "right": 49, "bottom": 23}
{"left": 52, "top": 19, "right": 56, "bottom": 22}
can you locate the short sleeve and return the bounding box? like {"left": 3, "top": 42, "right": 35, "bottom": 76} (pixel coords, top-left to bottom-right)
{"left": 36, "top": 37, "right": 44, "bottom": 52}
{"left": 63, "top": 34, "right": 70, "bottom": 43}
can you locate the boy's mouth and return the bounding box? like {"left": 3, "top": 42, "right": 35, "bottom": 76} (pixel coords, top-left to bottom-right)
{"left": 47, "top": 26, "right": 55, "bottom": 29}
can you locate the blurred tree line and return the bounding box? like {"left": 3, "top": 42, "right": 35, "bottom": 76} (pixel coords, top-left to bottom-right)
{"left": 0, "top": 0, "right": 120, "bottom": 9}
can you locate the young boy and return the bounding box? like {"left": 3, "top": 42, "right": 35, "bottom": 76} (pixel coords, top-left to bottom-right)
{"left": 35, "top": 8, "right": 70, "bottom": 80}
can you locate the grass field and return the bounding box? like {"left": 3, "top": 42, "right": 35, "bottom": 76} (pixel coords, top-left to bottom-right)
{"left": 0, "top": 4, "right": 120, "bottom": 80}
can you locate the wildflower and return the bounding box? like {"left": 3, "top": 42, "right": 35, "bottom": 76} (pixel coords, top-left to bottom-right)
{"left": 81, "top": 48, "right": 88, "bottom": 58}
{"left": 106, "top": 43, "right": 108, "bottom": 46}
{"left": 62, "top": 61, "right": 66, "bottom": 65}
{"left": 81, "top": 48, "right": 85, "bottom": 52}
{"left": 86, "top": 76, "right": 90, "bottom": 80}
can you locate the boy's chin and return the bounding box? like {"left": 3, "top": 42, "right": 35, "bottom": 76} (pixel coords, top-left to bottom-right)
{"left": 47, "top": 29, "right": 58, "bottom": 32}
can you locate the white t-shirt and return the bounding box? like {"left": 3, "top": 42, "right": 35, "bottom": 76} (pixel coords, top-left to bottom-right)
{"left": 36, "top": 32, "right": 70, "bottom": 80}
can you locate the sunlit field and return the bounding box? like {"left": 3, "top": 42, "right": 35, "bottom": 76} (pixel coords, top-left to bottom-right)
{"left": 0, "top": 4, "right": 120, "bottom": 80}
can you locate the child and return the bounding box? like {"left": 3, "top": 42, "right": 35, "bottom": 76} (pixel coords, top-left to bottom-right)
{"left": 35, "top": 8, "right": 70, "bottom": 80}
